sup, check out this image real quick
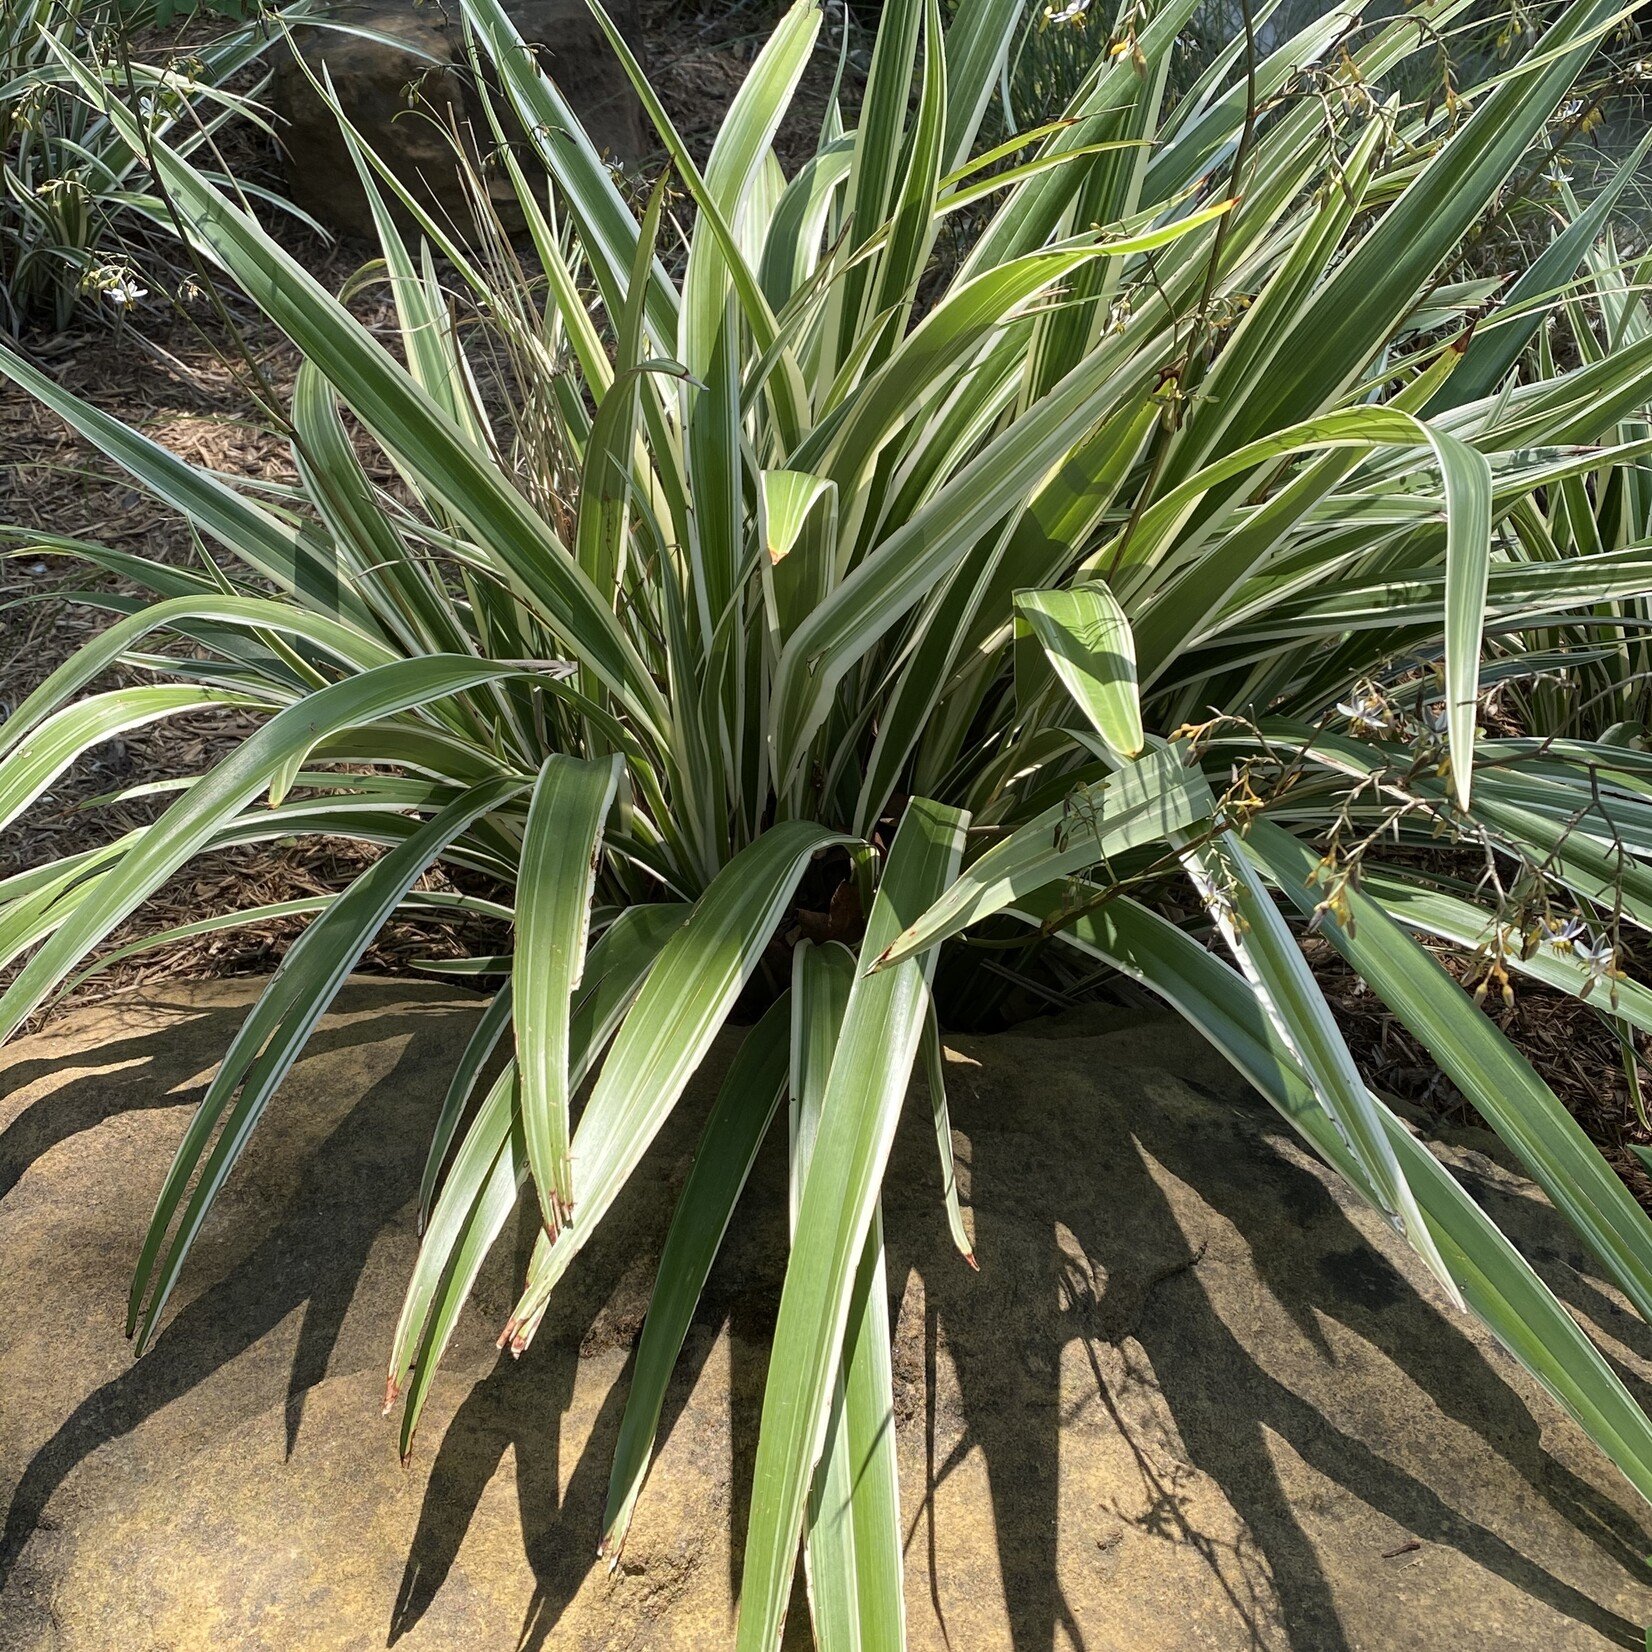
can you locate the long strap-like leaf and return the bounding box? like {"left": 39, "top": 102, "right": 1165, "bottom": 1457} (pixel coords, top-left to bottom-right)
{"left": 876, "top": 744, "right": 1213, "bottom": 967}
{"left": 790, "top": 938, "right": 906, "bottom": 1652}
{"left": 0, "top": 657, "right": 528, "bottom": 1043}
{"left": 515, "top": 753, "right": 624, "bottom": 1228}
{"left": 50, "top": 60, "right": 669, "bottom": 738}
{"left": 502, "top": 820, "right": 853, "bottom": 1345}
{"left": 129, "top": 776, "right": 524, "bottom": 1351}
{"left": 1248, "top": 817, "right": 1652, "bottom": 1330}
{"left": 601, "top": 986, "right": 793, "bottom": 1558}
{"left": 1011, "top": 882, "right": 1652, "bottom": 1508}
{"left": 389, "top": 902, "right": 686, "bottom": 1447}
{"left": 739, "top": 799, "right": 965, "bottom": 1651}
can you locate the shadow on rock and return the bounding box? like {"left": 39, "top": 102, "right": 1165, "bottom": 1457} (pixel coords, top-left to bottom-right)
{"left": 4, "top": 987, "right": 1650, "bottom": 1650}
{"left": 0, "top": 983, "right": 474, "bottom": 1587}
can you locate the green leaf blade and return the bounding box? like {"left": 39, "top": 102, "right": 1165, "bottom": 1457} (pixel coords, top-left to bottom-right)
{"left": 515, "top": 753, "right": 624, "bottom": 1228}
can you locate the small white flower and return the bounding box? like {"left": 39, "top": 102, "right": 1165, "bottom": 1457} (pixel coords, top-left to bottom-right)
{"left": 1539, "top": 915, "right": 1589, "bottom": 950}
{"left": 1336, "top": 691, "right": 1400, "bottom": 736}
{"left": 1576, "top": 932, "right": 1616, "bottom": 973}
{"left": 1193, "top": 873, "right": 1241, "bottom": 933}
{"left": 104, "top": 277, "right": 147, "bottom": 309}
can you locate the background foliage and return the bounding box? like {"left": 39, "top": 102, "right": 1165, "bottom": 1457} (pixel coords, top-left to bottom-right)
{"left": 0, "top": 0, "right": 300, "bottom": 331}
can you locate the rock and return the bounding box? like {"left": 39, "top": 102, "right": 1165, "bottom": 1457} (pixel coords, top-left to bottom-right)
{"left": 2, "top": 979, "right": 1651, "bottom": 1649}
{"left": 271, "top": 0, "right": 647, "bottom": 240}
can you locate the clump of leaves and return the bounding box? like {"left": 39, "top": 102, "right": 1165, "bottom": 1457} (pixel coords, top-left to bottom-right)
{"left": 8, "top": 0, "right": 1652, "bottom": 1641}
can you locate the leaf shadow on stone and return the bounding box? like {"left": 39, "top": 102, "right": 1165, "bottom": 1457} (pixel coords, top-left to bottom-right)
{"left": 6, "top": 991, "right": 1652, "bottom": 1650}
{"left": 0, "top": 986, "right": 470, "bottom": 1589}
{"left": 0, "top": 1003, "right": 237, "bottom": 1203}
{"left": 884, "top": 1015, "right": 1652, "bottom": 1650}
{"left": 394, "top": 1010, "right": 1652, "bottom": 1650}
{"left": 385, "top": 1200, "right": 625, "bottom": 1652}
{"left": 385, "top": 1101, "right": 817, "bottom": 1651}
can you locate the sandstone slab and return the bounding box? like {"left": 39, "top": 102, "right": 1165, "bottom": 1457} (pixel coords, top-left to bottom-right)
{"left": 2, "top": 977, "right": 1650, "bottom": 1648}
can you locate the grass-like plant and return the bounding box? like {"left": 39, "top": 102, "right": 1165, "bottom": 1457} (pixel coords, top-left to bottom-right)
{"left": 8, "top": 0, "right": 1652, "bottom": 1639}
{"left": 1483, "top": 177, "right": 1652, "bottom": 746}
{"left": 0, "top": 0, "right": 300, "bottom": 332}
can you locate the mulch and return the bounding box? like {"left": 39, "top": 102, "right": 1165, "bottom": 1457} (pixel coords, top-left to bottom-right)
{"left": 1311, "top": 936, "right": 1652, "bottom": 1208}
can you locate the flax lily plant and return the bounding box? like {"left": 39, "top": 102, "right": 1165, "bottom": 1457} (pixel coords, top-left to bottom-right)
{"left": 9, "top": 0, "right": 1652, "bottom": 1640}
{"left": 0, "top": 0, "right": 308, "bottom": 331}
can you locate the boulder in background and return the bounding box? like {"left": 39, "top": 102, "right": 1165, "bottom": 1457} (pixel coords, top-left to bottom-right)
{"left": 271, "top": 0, "right": 646, "bottom": 239}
